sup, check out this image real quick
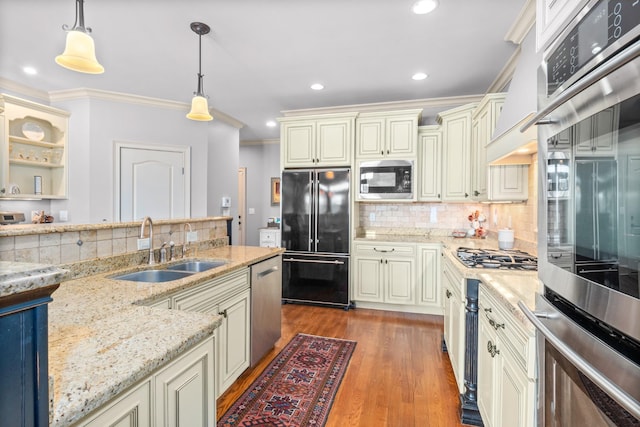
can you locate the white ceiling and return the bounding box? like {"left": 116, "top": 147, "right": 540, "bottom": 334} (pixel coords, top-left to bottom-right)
{"left": 0, "top": 0, "right": 528, "bottom": 141}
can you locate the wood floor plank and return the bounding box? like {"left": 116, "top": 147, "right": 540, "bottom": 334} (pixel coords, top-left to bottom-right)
{"left": 217, "top": 304, "right": 467, "bottom": 426}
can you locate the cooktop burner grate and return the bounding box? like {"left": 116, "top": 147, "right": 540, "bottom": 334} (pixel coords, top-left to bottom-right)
{"left": 456, "top": 247, "right": 537, "bottom": 270}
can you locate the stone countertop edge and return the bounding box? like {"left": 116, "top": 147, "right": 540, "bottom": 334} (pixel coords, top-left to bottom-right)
{"left": 49, "top": 245, "right": 284, "bottom": 427}
{"left": 0, "top": 215, "right": 233, "bottom": 237}
{"left": 0, "top": 261, "right": 69, "bottom": 298}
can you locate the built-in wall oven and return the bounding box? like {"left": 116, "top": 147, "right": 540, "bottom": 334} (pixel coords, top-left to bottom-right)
{"left": 519, "top": 0, "right": 640, "bottom": 425}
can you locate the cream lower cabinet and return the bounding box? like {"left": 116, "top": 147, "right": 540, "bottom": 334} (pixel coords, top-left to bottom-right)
{"left": 80, "top": 335, "right": 215, "bottom": 427}
{"left": 417, "top": 244, "right": 442, "bottom": 313}
{"left": 353, "top": 242, "right": 416, "bottom": 305}
{"left": 441, "top": 255, "right": 466, "bottom": 393}
{"left": 172, "top": 268, "right": 251, "bottom": 398}
{"left": 477, "top": 285, "right": 536, "bottom": 427}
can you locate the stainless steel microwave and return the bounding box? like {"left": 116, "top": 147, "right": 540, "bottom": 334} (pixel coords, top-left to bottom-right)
{"left": 358, "top": 159, "right": 413, "bottom": 200}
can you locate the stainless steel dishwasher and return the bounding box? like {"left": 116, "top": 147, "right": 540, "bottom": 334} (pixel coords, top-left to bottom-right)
{"left": 250, "top": 255, "right": 282, "bottom": 366}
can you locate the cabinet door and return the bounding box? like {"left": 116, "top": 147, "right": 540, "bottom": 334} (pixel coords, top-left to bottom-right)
{"left": 82, "top": 381, "right": 152, "bottom": 427}
{"left": 385, "top": 257, "right": 415, "bottom": 304}
{"left": 536, "top": 0, "right": 583, "bottom": 51}
{"left": 471, "top": 109, "right": 489, "bottom": 201}
{"left": 154, "top": 336, "right": 215, "bottom": 427}
{"left": 417, "top": 246, "right": 441, "bottom": 308}
{"left": 356, "top": 118, "right": 385, "bottom": 158}
{"left": 442, "top": 110, "right": 473, "bottom": 201}
{"left": 477, "top": 315, "right": 498, "bottom": 427}
{"left": 488, "top": 165, "right": 528, "bottom": 201}
{"left": 353, "top": 256, "right": 384, "bottom": 302}
{"left": 281, "top": 121, "right": 316, "bottom": 167}
{"left": 317, "top": 118, "right": 352, "bottom": 166}
{"left": 217, "top": 289, "right": 251, "bottom": 396}
{"left": 387, "top": 116, "right": 417, "bottom": 157}
{"left": 418, "top": 128, "right": 442, "bottom": 201}
{"left": 592, "top": 106, "right": 618, "bottom": 155}
{"left": 498, "top": 350, "right": 535, "bottom": 427}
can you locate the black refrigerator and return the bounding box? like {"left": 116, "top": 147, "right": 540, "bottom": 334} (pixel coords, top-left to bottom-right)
{"left": 281, "top": 168, "right": 350, "bottom": 309}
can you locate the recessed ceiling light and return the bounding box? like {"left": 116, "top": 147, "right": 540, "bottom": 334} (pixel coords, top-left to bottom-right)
{"left": 412, "top": 0, "right": 439, "bottom": 15}
{"left": 310, "top": 83, "right": 324, "bottom": 91}
{"left": 266, "top": 120, "right": 277, "bottom": 127}
{"left": 22, "top": 66, "right": 37, "bottom": 76}
{"left": 412, "top": 72, "right": 428, "bottom": 81}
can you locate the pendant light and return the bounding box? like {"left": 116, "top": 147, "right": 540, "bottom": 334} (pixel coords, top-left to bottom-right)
{"left": 55, "top": 0, "right": 104, "bottom": 74}
{"left": 186, "top": 22, "right": 213, "bottom": 121}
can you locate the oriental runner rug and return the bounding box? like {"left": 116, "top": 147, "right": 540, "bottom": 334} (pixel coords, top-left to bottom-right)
{"left": 218, "top": 333, "right": 357, "bottom": 427}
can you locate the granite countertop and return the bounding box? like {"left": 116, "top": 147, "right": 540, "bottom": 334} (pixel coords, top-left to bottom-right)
{"left": 47, "top": 245, "right": 284, "bottom": 427}
{"left": 0, "top": 261, "right": 68, "bottom": 298}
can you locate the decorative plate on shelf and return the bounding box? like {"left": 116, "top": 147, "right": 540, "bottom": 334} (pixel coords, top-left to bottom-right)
{"left": 21, "top": 122, "right": 45, "bottom": 141}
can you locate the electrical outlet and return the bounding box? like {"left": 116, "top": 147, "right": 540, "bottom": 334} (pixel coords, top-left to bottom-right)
{"left": 137, "top": 238, "right": 150, "bottom": 250}
{"left": 186, "top": 231, "right": 198, "bottom": 242}
{"left": 59, "top": 210, "right": 69, "bottom": 222}
{"left": 369, "top": 212, "right": 376, "bottom": 221}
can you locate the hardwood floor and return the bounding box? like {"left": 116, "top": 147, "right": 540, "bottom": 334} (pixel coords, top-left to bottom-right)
{"left": 217, "top": 303, "right": 467, "bottom": 427}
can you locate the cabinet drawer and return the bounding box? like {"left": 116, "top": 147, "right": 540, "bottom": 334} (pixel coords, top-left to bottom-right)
{"left": 479, "top": 286, "right": 535, "bottom": 377}
{"left": 354, "top": 242, "right": 416, "bottom": 257}
{"left": 442, "top": 256, "right": 464, "bottom": 297}
{"left": 173, "top": 269, "right": 250, "bottom": 313}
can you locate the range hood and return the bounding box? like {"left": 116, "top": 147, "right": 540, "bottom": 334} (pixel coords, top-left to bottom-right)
{"left": 487, "top": 29, "right": 541, "bottom": 165}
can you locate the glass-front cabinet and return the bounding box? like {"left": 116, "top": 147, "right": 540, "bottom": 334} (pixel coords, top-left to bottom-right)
{"left": 0, "top": 94, "right": 69, "bottom": 199}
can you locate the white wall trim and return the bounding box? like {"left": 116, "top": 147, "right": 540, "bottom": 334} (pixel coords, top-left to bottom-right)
{"left": 240, "top": 138, "right": 280, "bottom": 146}
{"left": 0, "top": 77, "right": 51, "bottom": 103}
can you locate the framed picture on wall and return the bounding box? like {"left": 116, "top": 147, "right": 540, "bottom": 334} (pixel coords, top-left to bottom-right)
{"left": 271, "top": 177, "right": 280, "bottom": 205}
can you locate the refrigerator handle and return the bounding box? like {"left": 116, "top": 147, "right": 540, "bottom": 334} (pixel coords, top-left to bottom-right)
{"left": 308, "top": 171, "right": 315, "bottom": 252}
{"left": 313, "top": 172, "right": 319, "bottom": 252}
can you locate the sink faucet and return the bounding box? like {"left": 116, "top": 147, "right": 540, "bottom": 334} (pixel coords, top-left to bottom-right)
{"left": 140, "top": 216, "right": 155, "bottom": 265}
{"left": 183, "top": 222, "right": 192, "bottom": 258}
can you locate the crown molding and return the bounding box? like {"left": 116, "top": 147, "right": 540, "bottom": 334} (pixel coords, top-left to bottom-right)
{"left": 49, "top": 87, "right": 245, "bottom": 129}
{"left": 281, "top": 94, "right": 484, "bottom": 117}
{"left": 240, "top": 138, "right": 280, "bottom": 146}
{"left": 505, "top": 0, "right": 536, "bottom": 45}
{"left": 0, "top": 77, "right": 51, "bottom": 103}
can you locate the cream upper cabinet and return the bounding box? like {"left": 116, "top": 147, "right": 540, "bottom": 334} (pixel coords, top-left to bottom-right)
{"left": 488, "top": 165, "right": 528, "bottom": 202}
{"left": 439, "top": 103, "right": 477, "bottom": 202}
{"left": 574, "top": 105, "right": 619, "bottom": 157}
{"left": 477, "top": 285, "right": 536, "bottom": 427}
{"left": 471, "top": 94, "right": 504, "bottom": 201}
{"left": 1, "top": 93, "right": 69, "bottom": 199}
{"left": 536, "top": 0, "right": 584, "bottom": 52}
{"left": 356, "top": 110, "right": 421, "bottom": 159}
{"left": 417, "top": 125, "right": 442, "bottom": 201}
{"left": 353, "top": 242, "right": 416, "bottom": 305}
{"left": 279, "top": 113, "right": 357, "bottom": 168}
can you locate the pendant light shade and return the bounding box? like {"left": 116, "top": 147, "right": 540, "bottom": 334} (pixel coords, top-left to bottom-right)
{"left": 186, "top": 22, "right": 213, "bottom": 121}
{"left": 55, "top": 0, "right": 104, "bottom": 74}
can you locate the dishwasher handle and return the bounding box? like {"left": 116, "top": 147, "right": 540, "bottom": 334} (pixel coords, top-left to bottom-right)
{"left": 284, "top": 257, "right": 345, "bottom": 265}
{"left": 256, "top": 265, "right": 279, "bottom": 279}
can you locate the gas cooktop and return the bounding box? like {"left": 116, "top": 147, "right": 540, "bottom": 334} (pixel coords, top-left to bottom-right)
{"left": 456, "top": 247, "right": 537, "bottom": 271}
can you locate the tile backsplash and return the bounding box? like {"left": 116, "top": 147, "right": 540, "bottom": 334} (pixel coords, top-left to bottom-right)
{"left": 357, "top": 156, "right": 539, "bottom": 247}
{"left": 0, "top": 218, "right": 229, "bottom": 264}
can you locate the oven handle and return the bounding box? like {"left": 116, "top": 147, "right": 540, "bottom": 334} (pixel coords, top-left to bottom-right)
{"left": 518, "top": 301, "right": 640, "bottom": 420}
{"left": 521, "top": 39, "right": 640, "bottom": 132}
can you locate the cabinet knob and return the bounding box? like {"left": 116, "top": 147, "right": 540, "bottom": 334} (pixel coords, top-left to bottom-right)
{"left": 437, "top": 194, "right": 441, "bottom": 199}
{"left": 474, "top": 190, "right": 479, "bottom": 196}
{"left": 446, "top": 289, "right": 452, "bottom": 299}
{"left": 464, "top": 193, "right": 469, "bottom": 198}
{"left": 218, "top": 309, "right": 228, "bottom": 318}
{"left": 381, "top": 150, "right": 384, "bottom": 155}
{"left": 386, "top": 149, "right": 390, "bottom": 155}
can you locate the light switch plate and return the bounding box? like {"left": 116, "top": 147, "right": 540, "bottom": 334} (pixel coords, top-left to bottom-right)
{"left": 186, "top": 231, "right": 198, "bottom": 242}
{"left": 137, "top": 238, "right": 150, "bottom": 250}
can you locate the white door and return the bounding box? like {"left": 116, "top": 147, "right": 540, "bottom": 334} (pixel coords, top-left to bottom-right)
{"left": 117, "top": 143, "right": 191, "bottom": 221}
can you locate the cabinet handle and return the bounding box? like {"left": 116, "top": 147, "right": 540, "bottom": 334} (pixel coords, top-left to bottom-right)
{"left": 386, "top": 149, "right": 390, "bottom": 155}
{"left": 218, "top": 309, "right": 228, "bottom": 318}
{"left": 486, "top": 312, "right": 505, "bottom": 330}
{"left": 437, "top": 193, "right": 441, "bottom": 199}
{"left": 446, "top": 289, "right": 452, "bottom": 299}
{"left": 484, "top": 307, "right": 492, "bottom": 313}
{"left": 487, "top": 340, "right": 500, "bottom": 358}
{"left": 474, "top": 190, "right": 479, "bottom": 196}
{"left": 385, "top": 259, "right": 388, "bottom": 264}
{"left": 464, "top": 193, "right": 469, "bottom": 198}
{"left": 373, "top": 247, "right": 395, "bottom": 253}
{"left": 381, "top": 150, "right": 384, "bottom": 155}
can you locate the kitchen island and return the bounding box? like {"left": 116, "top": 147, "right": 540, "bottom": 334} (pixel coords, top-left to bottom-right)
{"left": 45, "top": 245, "right": 283, "bottom": 427}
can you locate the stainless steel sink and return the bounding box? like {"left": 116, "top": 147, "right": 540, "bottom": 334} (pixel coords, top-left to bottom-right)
{"left": 111, "top": 269, "right": 194, "bottom": 283}
{"left": 168, "top": 260, "right": 226, "bottom": 272}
